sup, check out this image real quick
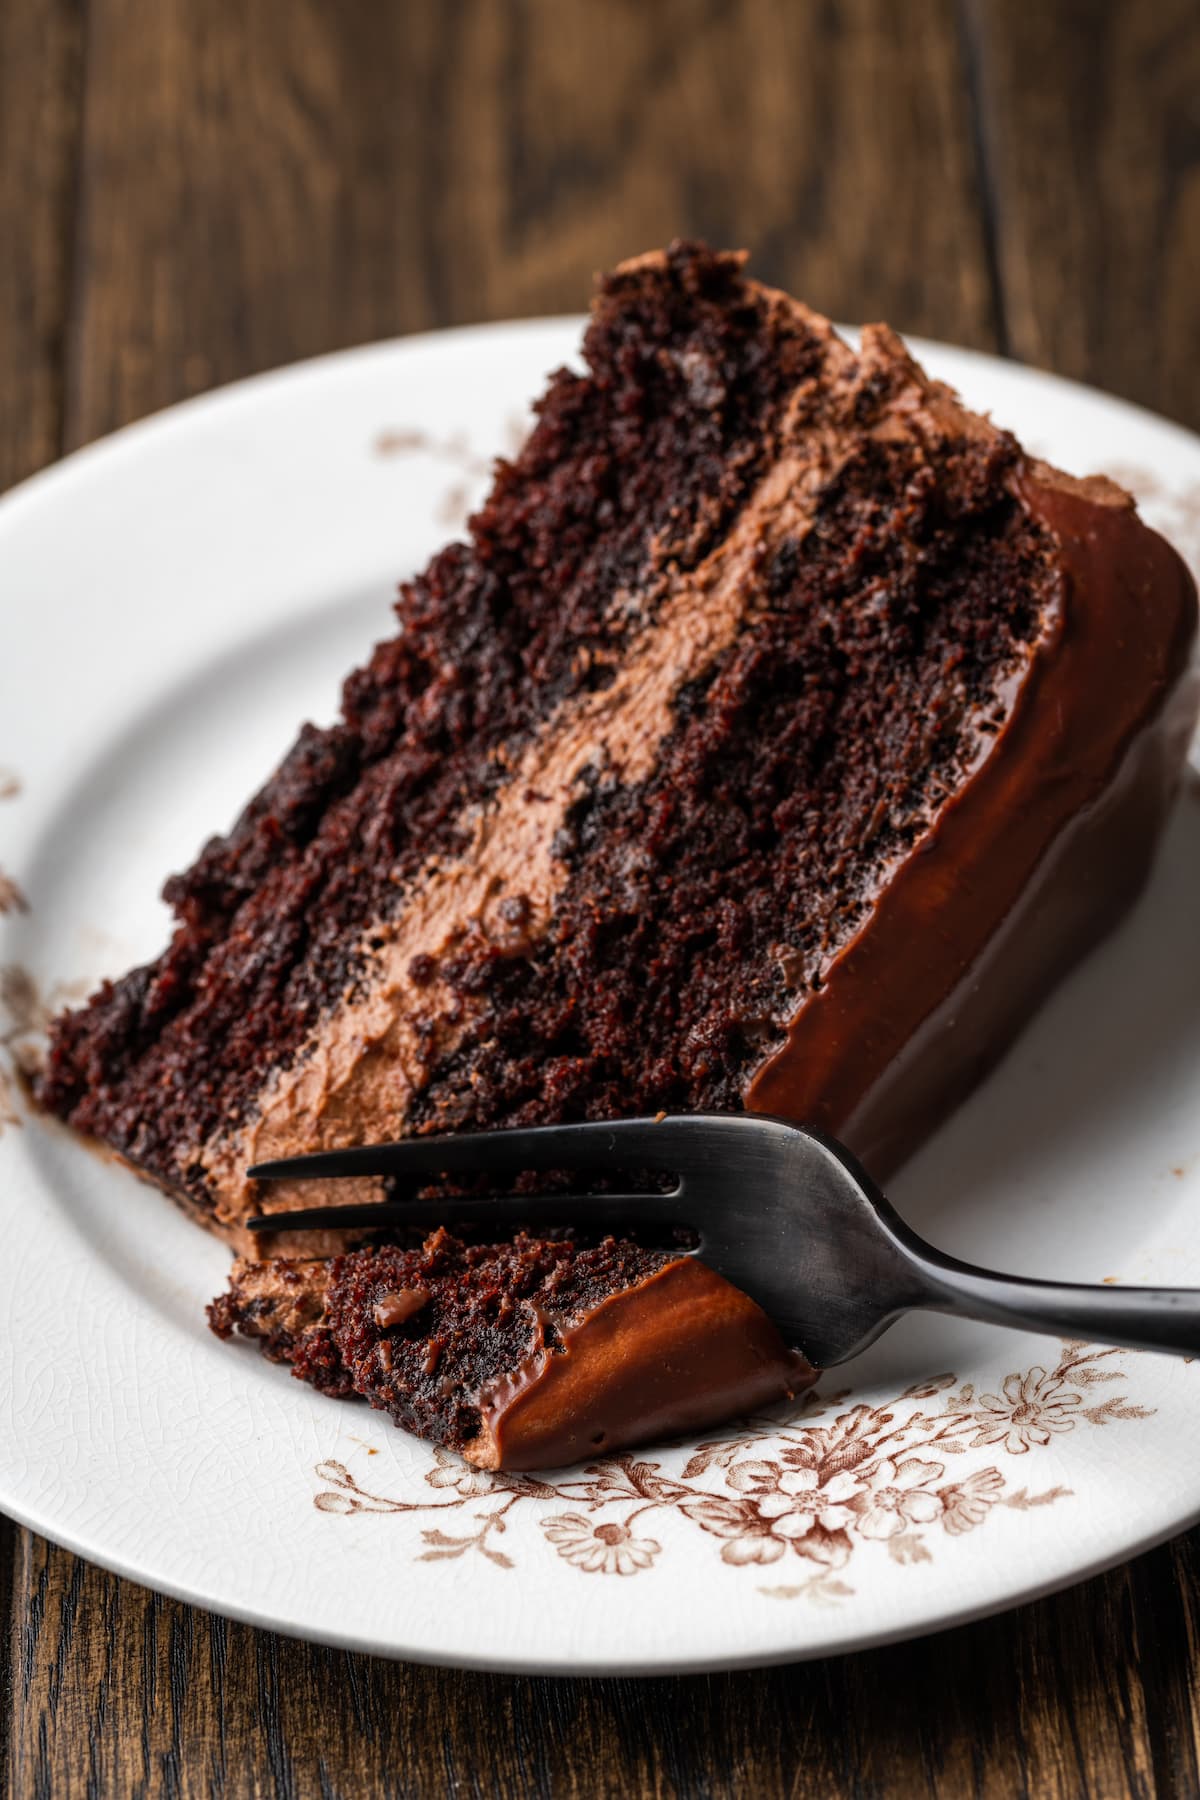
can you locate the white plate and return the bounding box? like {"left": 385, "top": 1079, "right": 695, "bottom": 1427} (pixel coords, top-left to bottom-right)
{"left": 2, "top": 320, "right": 1200, "bottom": 1675}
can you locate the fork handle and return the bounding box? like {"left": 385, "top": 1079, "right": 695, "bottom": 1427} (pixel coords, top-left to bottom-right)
{"left": 906, "top": 1242, "right": 1200, "bottom": 1358}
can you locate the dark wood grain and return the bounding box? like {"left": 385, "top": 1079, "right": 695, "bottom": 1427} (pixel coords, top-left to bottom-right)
{"left": 965, "top": 0, "right": 1200, "bottom": 429}
{"left": 8, "top": 1528, "right": 1200, "bottom": 1799}
{"left": 0, "top": 0, "right": 83, "bottom": 489}
{"left": 0, "top": 1, "right": 83, "bottom": 1783}
{"left": 5, "top": 0, "right": 1200, "bottom": 1794}
{"left": 62, "top": 0, "right": 1000, "bottom": 450}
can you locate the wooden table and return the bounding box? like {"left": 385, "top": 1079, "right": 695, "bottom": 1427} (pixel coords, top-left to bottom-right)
{"left": 3, "top": 3, "right": 1200, "bottom": 1793}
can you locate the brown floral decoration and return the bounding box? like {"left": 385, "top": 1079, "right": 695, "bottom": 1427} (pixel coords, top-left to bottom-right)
{"left": 0, "top": 769, "right": 93, "bottom": 1131}
{"left": 0, "top": 772, "right": 26, "bottom": 1126}
{"left": 373, "top": 413, "right": 531, "bottom": 529}
{"left": 0, "top": 964, "right": 89, "bottom": 1137}
{"left": 0, "top": 769, "right": 26, "bottom": 919}
{"left": 0, "top": 965, "right": 45, "bottom": 1133}
{"left": 0, "top": 870, "right": 28, "bottom": 917}
{"left": 312, "top": 1342, "right": 1152, "bottom": 1598}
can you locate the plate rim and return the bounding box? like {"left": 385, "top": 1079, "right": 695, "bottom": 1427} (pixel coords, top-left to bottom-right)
{"left": 3, "top": 315, "right": 1200, "bottom": 1675}
{"left": 4, "top": 311, "right": 1200, "bottom": 527}
{"left": 2, "top": 1475, "right": 1197, "bottom": 1676}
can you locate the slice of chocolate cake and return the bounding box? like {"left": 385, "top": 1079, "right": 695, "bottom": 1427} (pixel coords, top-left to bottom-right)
{"left": 209, "top": 1231, "right": 812, "bottom": 1470}
{"left": 40, "top": 242, "right": 1197, "bottom": 1261}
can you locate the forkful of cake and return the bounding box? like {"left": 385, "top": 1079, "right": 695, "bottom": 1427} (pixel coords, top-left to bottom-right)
{"left": 246, "top": 1112, "right": 1200, "bottom": 1370}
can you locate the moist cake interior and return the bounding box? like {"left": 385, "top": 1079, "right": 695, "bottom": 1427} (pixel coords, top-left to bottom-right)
{"left": 35, "top": 240, "right": 1198, "bottom": 1468}
{"left": 39, "top": 242, "right": 1100, "bottom": 1230}
{"left": 210, "top": 1230, "right": 812, "bottom": 1470}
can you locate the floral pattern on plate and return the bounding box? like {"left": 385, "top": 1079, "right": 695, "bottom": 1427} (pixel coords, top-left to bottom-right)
{"left": 311, "top": 1341, "right": 1151, "bottom": 1598}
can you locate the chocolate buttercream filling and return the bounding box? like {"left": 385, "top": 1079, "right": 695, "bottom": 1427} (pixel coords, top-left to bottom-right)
{"left": 52, "top": 258, "right": 1197, "bottom": 1257}
{"left": 215, "top": 406, "right": 1196, "bottom": 1254}
{"left": 199, "top": 358, "right": 875, "bottom": 1246}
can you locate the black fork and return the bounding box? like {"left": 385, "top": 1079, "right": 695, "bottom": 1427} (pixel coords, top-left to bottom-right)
{"left": 246, "top": 1113, "right": 1200, "bottom": 1367}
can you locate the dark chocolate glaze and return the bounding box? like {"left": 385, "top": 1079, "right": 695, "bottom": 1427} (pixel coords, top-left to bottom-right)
{"left": 467, "top": 1258, "right": 813, "bottom": 1471}
{"left": 746, "top": 468, "right": 1199, "bottom": 1174}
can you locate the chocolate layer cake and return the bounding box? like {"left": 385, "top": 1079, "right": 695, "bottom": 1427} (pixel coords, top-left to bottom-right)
{"left": 209, "top": 1230, "right": 812, "bottom": 1470}
{"left": 40, "top": 243, "right": 1197, "bottom": 1257}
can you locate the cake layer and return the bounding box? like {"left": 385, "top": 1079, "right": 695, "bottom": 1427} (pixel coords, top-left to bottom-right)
{"left": 747, "top": 469, "right": 1200, "bottom": 1170}
{"left": 39, "top": 243, "right": 1198, "bottom": 1259}
{"left": 209, "top": 1232, "right": 811, "bottom": 1470}
{"left": 39, "top": 244, "right": 833, "bottom": 1225}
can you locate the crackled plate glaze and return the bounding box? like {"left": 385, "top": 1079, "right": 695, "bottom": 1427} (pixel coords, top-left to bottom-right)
{"left": 2, "top": 321, "right": 1200, "bottom": 1674}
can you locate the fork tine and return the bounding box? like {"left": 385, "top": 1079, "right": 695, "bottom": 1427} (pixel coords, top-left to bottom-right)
{"left": 246, "top": 1116, "right": 694, "bottom": 1184}
{"left": 245, "top": 1191, "right": 692, "bottom": 1238}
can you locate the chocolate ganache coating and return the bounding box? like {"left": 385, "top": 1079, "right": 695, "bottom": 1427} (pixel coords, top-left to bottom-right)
{"left": 37, "top": 245, "right": 1200, "bottom": 1253}
{"left": 747, "top": 463, "right": 1199, "bottom": 1173}
{"left": 465, "top": 1257, "right": 812, "bottom": 1470}
{"left": 210, "top": 1233, "right": 813, "bottom": 1471}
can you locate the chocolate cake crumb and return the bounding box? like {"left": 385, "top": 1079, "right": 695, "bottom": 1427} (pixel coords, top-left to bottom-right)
{"left": 39, "top": 244, "right": 1198, "bottom": 1471}
{"left": 216, "top": 1233, "right": 676, "bottom": 1451}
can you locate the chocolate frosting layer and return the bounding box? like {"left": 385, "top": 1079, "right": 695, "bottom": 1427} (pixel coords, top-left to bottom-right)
{"left": 746, "top": 468, "right": 1199, "bottom": 1171}
{"left": 44, "top": 253, "right": 1200, "bottom": 1254}
{"left": 465, "top": 1258, "right": 813, "bottom": 1471}
{"left": 226, "top": 322, "right": 1198, "bottom": 1254}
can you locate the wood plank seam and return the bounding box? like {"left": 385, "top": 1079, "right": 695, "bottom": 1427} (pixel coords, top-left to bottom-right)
{"left": 60, "top": 0, "right": 93, "bottom": 461}
{"left": 956, "top": 0, "right": 1010, "bottom": 358}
